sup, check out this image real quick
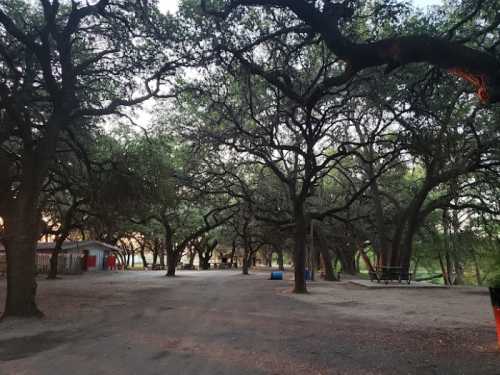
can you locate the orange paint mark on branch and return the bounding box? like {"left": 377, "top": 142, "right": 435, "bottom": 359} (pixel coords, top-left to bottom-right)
{"left": 448, "top": 68, "right": 489, "bottom": 102}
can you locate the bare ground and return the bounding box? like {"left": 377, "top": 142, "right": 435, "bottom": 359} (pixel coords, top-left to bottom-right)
{"left": 0, "top": 270, "right": 499, "bottom": 375}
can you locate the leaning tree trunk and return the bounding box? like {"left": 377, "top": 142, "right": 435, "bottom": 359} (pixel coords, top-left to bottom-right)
{"left": 293, "top": 204, "right": 307, "bottom": 293}
{"left": 438, "top": 252, "right": 451, "bottom": 285}
{"left": 2, "top": 194, "right": 43, "bottom": 318}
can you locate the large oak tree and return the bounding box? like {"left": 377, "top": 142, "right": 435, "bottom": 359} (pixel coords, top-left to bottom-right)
{"left": 0, "top": 0, "right": 177, "bottom": 317}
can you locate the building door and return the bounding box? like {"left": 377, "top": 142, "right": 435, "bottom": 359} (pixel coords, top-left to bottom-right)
{"left": 86, "top": 255, "right": 97, "bottom": 269}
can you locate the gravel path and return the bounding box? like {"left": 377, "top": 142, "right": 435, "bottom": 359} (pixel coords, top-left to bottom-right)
{"left": 0, "top": 270, "right": 499, "bottom": 374}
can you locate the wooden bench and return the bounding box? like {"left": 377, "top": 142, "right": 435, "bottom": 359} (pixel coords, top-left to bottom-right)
{"left": 370, "top": 266, "right": 413, "bottom": 284}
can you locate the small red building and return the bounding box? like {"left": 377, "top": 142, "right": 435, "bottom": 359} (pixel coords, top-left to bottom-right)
{"left": 0, "top": 240, "right": 121, "bottom": 274}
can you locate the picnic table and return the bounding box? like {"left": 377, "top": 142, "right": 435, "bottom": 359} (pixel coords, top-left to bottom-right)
{"left": 369, "top": 266, "right": 413, "bottom": 284}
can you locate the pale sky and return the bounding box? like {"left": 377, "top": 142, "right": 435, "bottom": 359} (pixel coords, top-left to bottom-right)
{"left": 157, "top": 0, "right": 443, "bottom": 15}
{"left": 158, "top": 0, "right": 179, "bottom": 14}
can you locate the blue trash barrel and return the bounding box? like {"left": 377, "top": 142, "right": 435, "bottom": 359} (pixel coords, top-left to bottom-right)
{"left": 305, "top": 270, "right": 311, "bottom": 280}
{"left": 270, "top": 271, "right": 283, "bottom": 280}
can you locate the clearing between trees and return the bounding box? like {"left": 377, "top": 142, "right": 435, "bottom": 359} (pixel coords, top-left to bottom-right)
{"left": 0, "top": 271, "right": 498, "bottom": 375}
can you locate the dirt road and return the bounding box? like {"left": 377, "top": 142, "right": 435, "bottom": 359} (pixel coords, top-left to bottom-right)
{"left": 0, "top": 271, "right": 499, "bottom": 374}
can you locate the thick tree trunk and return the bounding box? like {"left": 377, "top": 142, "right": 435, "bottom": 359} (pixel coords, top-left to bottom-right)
{"left": 160, "top": 223, "right": 172, "bottom": 272}
{"left": 390, "top": 224, "right": 404, "bottom": 268}
{"left": 438, "top": 253, "right": 451, "bottom": 285}
{"left": 48, "top": 251, "right": 59, "bottom": 279}
{"left": 197, "top": 240, "right": 217, "bottom": 270}
{"left": 140, "top": 246, "right": 148, "bottom": 269}
{"left": 152, "top": 249, "right": 158, "bottom": 268}
{"left": 394, "top": 183, "right": 432, "bottom": 270}
{"left": 315, "top": 229, "right": 336, "bottom": 281}
{"left": 267, "top": 253, "right": 272, "bottom": 267}
{"left": 241, "top": 241, "right": 252, "bottom": 275}
{"left": 398, "top": 205, "right": 427, "bottom": 272}
{"left": 400, "top": 229, "right": 416, "bottom": 274}
{"left": 337, "top": 244, "right": 357, "bottom": 275}
{"left": 229, "top": 240, "right": 237, "bottom": 269}
{"left": 166, "top": 246, "right": 176, "bottom": 276}
{"left": 293, "top": 204, "right": 307, "bottom": 293}
{"left": 200, "top": 255, "right": 210, "bottom": 270}
{"left": 242, "top": 254, "right": 251, "bottom": 275}
{"left": 320, "top": 246, "right": 337, "bottom": 281}
{"left": 188, "top": 249, "right": 196, "bottom": 268}
{"left": 2, "top": 198, "right": 43, "bottom": 318}
{"left": 1, "top": 110, "right": 65, "bottom": 318}
{"left": 47, "top": 237, "right": 65, "bottom": 279}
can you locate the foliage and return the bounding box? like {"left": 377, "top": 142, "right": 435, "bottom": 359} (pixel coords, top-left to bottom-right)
{"left": 488, "top": 272, "right": 500, "bottom": 288}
